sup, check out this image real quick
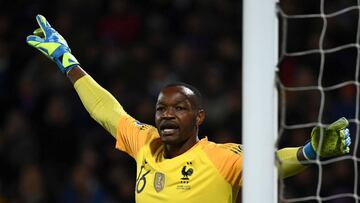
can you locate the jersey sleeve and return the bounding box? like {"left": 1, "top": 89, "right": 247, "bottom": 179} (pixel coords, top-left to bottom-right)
{"left": 73, "top": 75, "right": 160, "bottom": 159}
{"left": 74, "top": 75, "right": 126, "bottom": 137}
{"left": 115, "top": 115, "right": 159, "bottom": 159}
{"left": 277, "top": 147, "right": 307, "bottom": 178}
{"left": 203, "top": 142, "right": 243, "bottom": 187}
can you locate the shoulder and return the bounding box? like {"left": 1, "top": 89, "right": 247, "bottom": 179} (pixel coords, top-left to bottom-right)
{"left": 201, "top": 139, "right": 243, "bottom": 157}
{"left": 115, "top": 116, "right": 159, "bottom": 158}
{"left": 199, "top": 138, "right": 243, "bottom": 186}
{"left": 199, "top": 138, "right": 243, "bottom": 168}
{"left": 215, "top": 143, "right": 243, "bottom": 156}
{"left": 118, "top": 116, "right": 159, "bottom": 137}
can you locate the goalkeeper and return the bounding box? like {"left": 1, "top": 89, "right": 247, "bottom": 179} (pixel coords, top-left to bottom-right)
{"left": 26, "top": 15, "right": 351, "bottom": 203}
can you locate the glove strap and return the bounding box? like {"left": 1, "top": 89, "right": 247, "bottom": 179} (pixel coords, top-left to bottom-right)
{"left": 303, "top": 142, "right": 317, "bottom": 160}
{"left": 54, "top": 52, "right": 79, "bottom": 74}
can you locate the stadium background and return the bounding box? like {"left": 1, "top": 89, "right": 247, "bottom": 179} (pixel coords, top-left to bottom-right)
{"left": 278, "top": 1, "right": 359, "bottom": 202}
{"left": 0, "top": 0, "right": 356, "bottom": 202}
{"left": 0, "top": 0, "right": 241, "bottom": 202}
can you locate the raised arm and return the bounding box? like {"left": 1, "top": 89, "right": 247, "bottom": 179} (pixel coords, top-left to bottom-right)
{"left": 26, "top": 14, "right": 125, "bottom": 138}
{"left": 68, "top": 67, "right": 126, "bottom": 137}
{"left": 277, "top": 117, "right": 351, "bottom": 178}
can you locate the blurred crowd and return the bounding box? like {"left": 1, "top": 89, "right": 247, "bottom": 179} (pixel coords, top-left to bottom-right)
{"left": 0, "top": 0, "right": 241, "bottom": 202}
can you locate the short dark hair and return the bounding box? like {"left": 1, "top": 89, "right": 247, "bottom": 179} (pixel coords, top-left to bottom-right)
{"left": 163, "top": 82, "right": 203, "bottom": 109}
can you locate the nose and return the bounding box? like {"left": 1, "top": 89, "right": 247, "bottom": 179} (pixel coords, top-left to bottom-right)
{"left": 162, "top": 107, "right": 175, "bottom": 119}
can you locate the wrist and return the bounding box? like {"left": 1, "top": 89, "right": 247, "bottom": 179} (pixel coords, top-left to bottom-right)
{"left": 303, "top": 142, "right": 317, "bottom": 160}
{"left": 54, "top": 52, "right": 80, "bottom": 74}
{"left": 66, "top": 66, "right": 87, "bottom": 84}
{"left": 297, "top": 147, "right": 307, "bottom": 162}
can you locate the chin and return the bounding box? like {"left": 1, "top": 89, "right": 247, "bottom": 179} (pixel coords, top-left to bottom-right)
{"left": 160, "top": 134, "right": 182, "bottom": 145}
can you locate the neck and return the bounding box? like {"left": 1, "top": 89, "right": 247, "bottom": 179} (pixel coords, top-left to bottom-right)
{"left": 164, "top": 136, "right": 199, "bottom": 158}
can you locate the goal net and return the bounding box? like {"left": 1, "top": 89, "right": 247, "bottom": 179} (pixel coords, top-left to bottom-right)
{"left": 277, "top": 1, "right": 359, "bottom": 202}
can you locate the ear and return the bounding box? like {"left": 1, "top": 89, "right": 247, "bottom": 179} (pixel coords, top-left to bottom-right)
{"left": 196, "top": 109, "right": 205, "bottom": 126}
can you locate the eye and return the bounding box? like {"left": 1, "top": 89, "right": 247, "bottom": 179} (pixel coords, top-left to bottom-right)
{"left": 156, "top": 106, "right": 165, "bottom": 111}
{"left": 175, "top": 106, "right": 186, "bottom": 111}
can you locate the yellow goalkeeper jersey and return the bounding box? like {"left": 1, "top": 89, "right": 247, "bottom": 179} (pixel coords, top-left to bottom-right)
{"left": 115, "top": 114, "right": 243, "bottom": 203}
{"left": 73, "top": 75, "right": 305, "bottom": 203}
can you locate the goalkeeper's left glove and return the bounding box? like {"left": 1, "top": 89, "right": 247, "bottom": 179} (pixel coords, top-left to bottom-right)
{"left": 26, "top": 14, "right": 79, "bottom": 74}
{"left": 303, "top": 117, "right": 351, "bottom": 160}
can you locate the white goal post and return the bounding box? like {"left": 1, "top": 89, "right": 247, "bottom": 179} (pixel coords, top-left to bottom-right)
{"left": 242, "top": 0, "right": 278, "bottom": 202}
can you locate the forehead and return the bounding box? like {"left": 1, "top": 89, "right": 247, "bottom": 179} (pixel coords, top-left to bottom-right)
{"left": 157, "top": 86, "right": 195, "bottom": 105}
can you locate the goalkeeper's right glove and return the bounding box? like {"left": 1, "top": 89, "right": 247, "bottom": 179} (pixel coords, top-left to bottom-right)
{"left": 26, "top": 14, "right": 79, "bottom": 74}
{"left": 303, "top": 117, "right": 351, "bottom": 160}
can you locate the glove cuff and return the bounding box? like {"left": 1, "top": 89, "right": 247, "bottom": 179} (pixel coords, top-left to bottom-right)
{"left": 303, "top": 142, "right": 317, "bottom": 160}
{"left": 54, "top": 52, "right": 80, "bottom": 74}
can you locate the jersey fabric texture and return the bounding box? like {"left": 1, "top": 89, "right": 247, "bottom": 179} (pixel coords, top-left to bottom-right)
{"left": 115, "top": 114, "right": 243, "bottom": 203}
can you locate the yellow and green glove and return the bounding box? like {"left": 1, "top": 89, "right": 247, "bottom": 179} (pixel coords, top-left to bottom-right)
{"left": 26, "top": 14, "right": 79, "bottom": 74}
{"left": 303, "top": 117, "right": 351, "bottom": 160}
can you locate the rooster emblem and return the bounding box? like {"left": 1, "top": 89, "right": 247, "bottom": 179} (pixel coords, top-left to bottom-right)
{"left": 181, "top": 166, "right": 193, "bottom": 180}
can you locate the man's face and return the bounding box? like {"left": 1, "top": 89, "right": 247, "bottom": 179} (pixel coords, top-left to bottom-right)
{"left": 155, "top": 86, "right": 204, "bottom": 146}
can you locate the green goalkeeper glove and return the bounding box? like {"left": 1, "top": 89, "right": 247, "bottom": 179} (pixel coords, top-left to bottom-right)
{"left": 303, "top": 117, "right": 351, "bottom": 160}
{"left": 26, "top": 14, "right": 79, "bottom": 74}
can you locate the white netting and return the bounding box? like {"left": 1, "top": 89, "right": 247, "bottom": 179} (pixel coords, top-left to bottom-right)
{"left": 277, "top": 0, "right": 360, "bottom": 202}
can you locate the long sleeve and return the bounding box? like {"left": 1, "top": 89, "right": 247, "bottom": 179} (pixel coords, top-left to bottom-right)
{"left": 73, "top": 75, "right": 127, "bottom": 137}
{"left": 277, "top": 147, "right": 308, "bottom": 178}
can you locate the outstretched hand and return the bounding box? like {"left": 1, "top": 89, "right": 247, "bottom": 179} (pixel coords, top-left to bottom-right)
{"left": 303, "top": 117, "right": 351, "bottom": 160}
{"left": 26, "top": 14, "right": 79, "bottom": 74}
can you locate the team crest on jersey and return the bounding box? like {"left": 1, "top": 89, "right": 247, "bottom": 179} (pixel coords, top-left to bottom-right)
{"left": 176, "top": 162, "right": 193, "bottom": 190}
{"left": 181, "top": 165, "right": 193, "bottom": 182}
{"left": 154, "top": 172, "right": 165, "bottom": 192}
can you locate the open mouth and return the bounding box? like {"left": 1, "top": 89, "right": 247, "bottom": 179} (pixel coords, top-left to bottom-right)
{"left": 160, "top": 122, "right": 179, "bottom": 136}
